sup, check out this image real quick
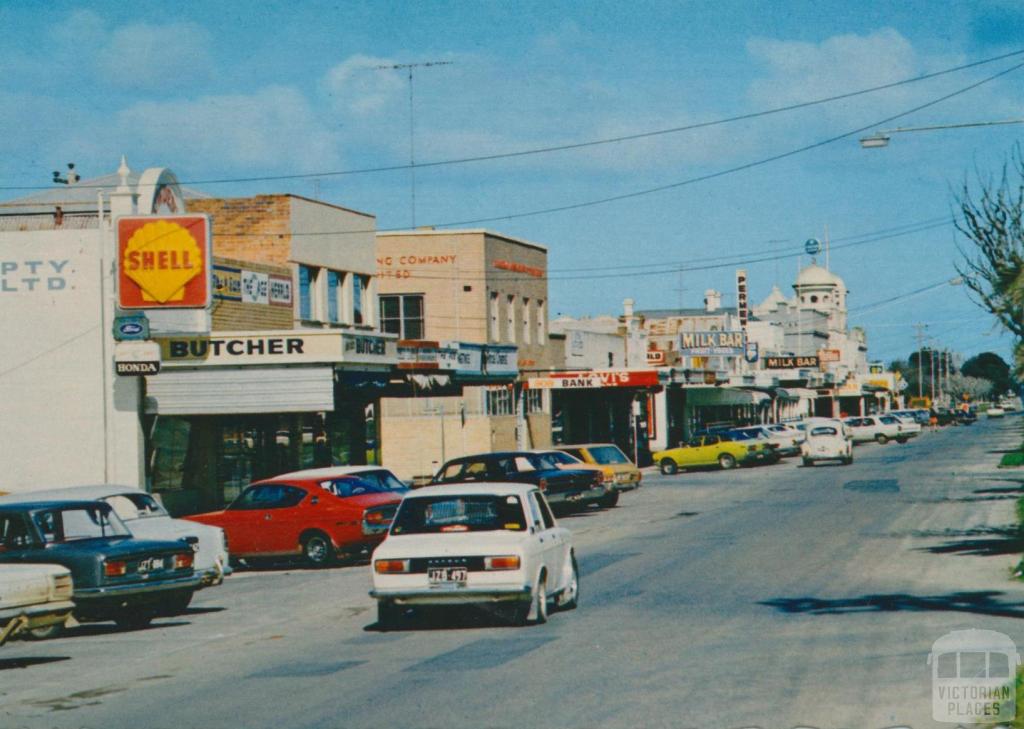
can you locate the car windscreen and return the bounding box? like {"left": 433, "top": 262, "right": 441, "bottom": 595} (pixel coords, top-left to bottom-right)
{"left": 105, "top": 493, "right": 168, "bottom": 521}
{"left": 322, "top": 477, "right": 402, "bottom": 498}
{"left": 810, "top": 427, "right": 838, "bottom": 436}
{"left": 390, "top": 494, "right": 527, "bottom": 535}
{"left": 727, "top": 431, "right": 755, "bottom": 441}
{"left": 586, "top": 446, "right": 630, "bottom": 465}
{"left": 32, "top": 505, "right": 131, "bottom": 542}
{"left": 544, "top": 451, "right": 581, "bottom": 465}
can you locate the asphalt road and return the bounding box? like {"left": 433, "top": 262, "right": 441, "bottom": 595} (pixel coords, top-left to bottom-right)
{"left": 3, "top": 416, "right": 1024, "bottom": 729}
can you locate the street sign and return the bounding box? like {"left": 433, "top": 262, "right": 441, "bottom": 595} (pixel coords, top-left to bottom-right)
{"left": 804, "top": 238, "right": 821, "bottom": 255}
{"left": 112, "top": 314, "right": 150, "bottom": 341}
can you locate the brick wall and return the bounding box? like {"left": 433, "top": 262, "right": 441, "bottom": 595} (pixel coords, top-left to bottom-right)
{"left": 210, "top": 255, "right": 293, "bottom": 331}
{"left": 189, "top": 196, "right": 292, "bottom": 266}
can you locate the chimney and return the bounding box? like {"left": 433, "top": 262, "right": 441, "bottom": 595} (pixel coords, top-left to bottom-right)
{"left": 704, "top": 289, "right": 722, "bottom": 312}
{"left": 623, "top": 298, "right": 634, "bottom": 318}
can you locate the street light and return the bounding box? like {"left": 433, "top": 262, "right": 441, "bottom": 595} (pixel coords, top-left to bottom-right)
{"left": 859, "top": 119, "right": 1024, "bottom": 148}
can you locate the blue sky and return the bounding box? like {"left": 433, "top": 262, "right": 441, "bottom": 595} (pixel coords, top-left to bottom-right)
{"left": 2, "top": 0, "right": 1023, "bottom": 365}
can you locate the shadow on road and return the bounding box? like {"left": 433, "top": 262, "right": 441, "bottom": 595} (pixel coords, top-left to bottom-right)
{"left": 760, "top": 590, "right": 1024, "bottom": 618}
{"left": 63, "top": 620, "right": 191, "bottom": 638}
{"left": 0, "top": 656, "right": 70, "bottom": 670}
{"left": 921, "top": 527, "right": 1024, "bottom": 556}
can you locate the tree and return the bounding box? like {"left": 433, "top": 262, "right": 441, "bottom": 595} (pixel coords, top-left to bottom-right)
{"left": 955, "top": 145, "right": 1024, "bottom": 340}
{"left": 944, "top": 373, "right": 993, "bottom": 403}
{"left": 961, "top": 351, "right": 1014, "bottom": 396}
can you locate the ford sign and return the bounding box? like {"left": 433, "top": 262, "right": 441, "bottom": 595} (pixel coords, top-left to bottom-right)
{"left": 113, "top": 315, "right": 150, "bottom": 341}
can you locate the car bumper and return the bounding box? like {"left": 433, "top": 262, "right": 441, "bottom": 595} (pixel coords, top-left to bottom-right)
{"left": 547, "top": 486, "right": 603, "bottom": 505}
{"left": 612, "top": 473, "right": 642, "bottom": 491}
{"left": 740, "top": 451, "right": 773, "bottom": 465}
{"left": 75, "top": 574, "right": 202, "bottom": 600}
{"left": 370, "top": 584, "right": 532, "bottom": 606}
{"left": 0, "top": 600, "right": 75, "bottom": 642}
{"left": 198, "top": 558, "right": 232, "bottom": 588}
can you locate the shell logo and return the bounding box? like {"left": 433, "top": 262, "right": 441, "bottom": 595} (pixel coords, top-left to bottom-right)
{"left": 118, "top": 215, "right": 210, "bottom": 309}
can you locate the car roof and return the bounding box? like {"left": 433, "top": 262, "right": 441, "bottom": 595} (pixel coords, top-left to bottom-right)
{"left": 274, "top": 466, "right": 388, "bottom": 479}
{"left": 555, "top": 443, "right": 619, "bottom": 449}
{"left": 404, "top": 482, "right": 538, "bottom": 499}
{"left": 0, "top": 484, "right": 143, "bottom": 504}
{"left": 0, "top": 499, "right": 110, "bottom": 512}
{"left": 443, "top": 451, "right": 533, "bottom": 464}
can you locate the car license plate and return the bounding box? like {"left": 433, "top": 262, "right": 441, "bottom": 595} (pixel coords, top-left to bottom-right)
{"left": 428, "top": 567, "right": 467, "bottom": 585}
{"left": 137, "top": 557, "right": 165, "bottom": 574}
{"left": 567, "top": 493, "right": 583, "bottom": 502}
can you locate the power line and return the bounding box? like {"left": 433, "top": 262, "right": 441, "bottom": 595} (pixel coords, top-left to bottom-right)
{"left": 3, "top": 48, "right": 1024, "bottom": 192}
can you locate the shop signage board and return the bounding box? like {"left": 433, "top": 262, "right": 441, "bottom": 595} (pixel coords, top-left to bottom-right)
{"left": 397, "top": 340, "right": 440, "bottom": 370}
{"left": 112, "top": 314, "right": 150, "bottom": 341}
{"left": 439, "top": 342, "right": 484, "bottom": 375}
{"left": 114, "top": 340, "right": 161, "bottom": 376}
{"left": 485, "top": 346, "right": 518, "bottom": 377}
{"left": 818, "top": 349, "right": 841, "bottom": 363}
{"left": 269, "top": 274, "right": 292, "bottom": 307}
{"left": 764, "top": 355, "right": 820, "bottom": 369}
{"left": 736, "top": 269, "right": 749, "bottom": 332}
{"left": 678, "top": 331, "right": 746, "bottom": 356}
{"left": 240, "top": 270, "right": 269, "bottom": 305}
{"left": 527, "top": 369, "right": 660, "bottom": 390}
{"left": 212, "top": 265, "right": 242, "bottom": 301}
{"left": 646, "top": 350, "right": 666, "bottom": 366}
{"left": 156, "top": 330, "right": 397, "bottom": 367}
{"left": 117, "top": 215, "right": 211, "bottom": 309}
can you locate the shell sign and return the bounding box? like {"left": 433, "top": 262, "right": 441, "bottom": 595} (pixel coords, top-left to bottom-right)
{"left": 117, "top": 215, "right": 211, "bottom": 309}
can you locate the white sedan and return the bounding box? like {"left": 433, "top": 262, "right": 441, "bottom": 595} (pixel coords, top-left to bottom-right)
{"left": 801, "top": 425, "right": 853, "bottom": 466}
{"left": 370, "top": 482, "right": 578, "bottom": 629}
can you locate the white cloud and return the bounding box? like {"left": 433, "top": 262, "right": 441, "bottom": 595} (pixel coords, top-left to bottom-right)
{"left": 97, "top": 21, "right": 213, "bottom": 89}
{"left": 115, "top": 85, "right": 342, "bottom": 172}
{"left": 321, "top": 54, "right": 406, "bottom": 115}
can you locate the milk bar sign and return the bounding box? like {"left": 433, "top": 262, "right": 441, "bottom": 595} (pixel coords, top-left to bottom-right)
{"left": 678, "top": 331, "right": 746, "bottom": 356}
{"left": 765, "top": 355, "right": 819, "bottom": 369}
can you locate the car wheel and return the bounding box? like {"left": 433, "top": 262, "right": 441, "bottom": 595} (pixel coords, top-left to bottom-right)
{"left": 802, "top": 457, "right": 813, "bottom": 467}
{"left": 599, "top": 490, "right": 620, "bottom": 508}
{"left": 114, "top": 611, "right": 154, "bottom": 631}
{"left": 875, "top": 434, "right": 889, "bottom": 444}
{"left": 557, "top": 555, "right": 579, "bottom": 611}
{"left": 718, "top": 453, "right": 737, "bottom": 470}
{"left": 842, "top": 456, "right": 853, "bottom": 465}
{"left": 377, "top": 599, "right": 401, "bottom": 631}
{"left": 896, "top": 437, "right": 908, "bottom": 444}
{"left": 24, "top": 621, "right": 66, "bottom": 641}
{"left": 301, "top": 531, "right": 335, "bottom": 568}
{"left": 660, "top": 458, "right": 678, "bottom": 476}
{"left": 518, "top": 572, "right": 548, "bottom": 626}
{"left": 161, "top": 588, "right": 194, "bottom": 616}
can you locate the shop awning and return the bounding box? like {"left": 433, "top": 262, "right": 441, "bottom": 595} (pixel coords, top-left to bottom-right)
{"left": 685, "top": 387, "right": 769, "bottom": 407}
{"left": 145, "top": 366, "right": 335, "bottom": 415}
{"left": 775, "top": 387, "right": 819, "bottom": 401}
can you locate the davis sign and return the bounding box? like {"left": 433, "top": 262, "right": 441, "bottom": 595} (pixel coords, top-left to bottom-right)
{"left": 118, "top": 215, "right": 211, "bottom": 309}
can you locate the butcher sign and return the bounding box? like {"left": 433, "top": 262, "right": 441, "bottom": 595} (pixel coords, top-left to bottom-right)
{"left": 117, "top": 215, "right": 211, "bottom": 309}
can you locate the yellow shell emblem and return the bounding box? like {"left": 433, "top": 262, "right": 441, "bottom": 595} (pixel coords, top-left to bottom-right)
{"left": 123, "top": 220, "right": 202, "bottom": 303}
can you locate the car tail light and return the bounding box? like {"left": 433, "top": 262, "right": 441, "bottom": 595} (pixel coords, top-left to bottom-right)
{"left": 104, "top": 560, "right": 127, "bottom": 577}
{"left": 747, "top": 445, "right": 756, "bottom": 452}
{"left": 374, "top": 559, "right": 410, "bottom": 574}
{"left": 173, "top": 552, "right": 194, "bottom": 570}
{"left": 365, "top": 509, "right": 390, "bottom": 525}
{"left": 538, "top": 478, "right": 547, "bottom": 492}
{"left": 601, "top": 471, "right": 614, "bottom": 484}
{"left": 51, "top": 573, "right": 73, "bottom": 599}
{"left": 484, "top": 555, "right": 521, "bottom": 571}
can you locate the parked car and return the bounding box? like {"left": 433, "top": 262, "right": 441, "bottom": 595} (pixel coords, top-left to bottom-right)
{"left": 987, "top": 406, "right": 1006, "bottom": 418}
{"left": 801, "top": 425, "right": 853, "bottom": 466}
{"left": 187, "top": 473, "right": 405, "bottom": 567}
{"left": 0, "top": 485, "right": 230, "bottom": 588}
{"left": 653, "top": 433, "right": 773, "bottom": 475}
{"left": 0, "top": 501, "right": 200, "bottom": 636}
{"left": 531, "top": 450, "right": 620, "bottom": 508}
{"left": 430, "top": 451, "right": 605, "bottom": 510}
{"left": 843, "top": 415, "right": 908, "bottom": 444}
{"left": 933, "top": 409, "right": 958, "bottom": 426}
{"left": 888, "top": 413, "right": 922, "bottom": 438}
{"left": 0, "top": 564, "right": 74, "bottom": 646}
{"left": 370, "top": 482, "right": 577, "bottom": 628}
{"left": 554, "top": 444, "right": 643, "bottom": 495}
{"left": 955, "top": 409, "right": 978, "bottom": 425}
{"left": 762, "top": 423, "right": 806, "bottom": 453}
{"left": 723, "top": 427, "right": 784, "bottom": 462}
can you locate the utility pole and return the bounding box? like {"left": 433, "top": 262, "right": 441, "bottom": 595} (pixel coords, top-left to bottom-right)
{"left": 373, "top": 60, "right": 453, "bottom": 228}
{"left": 913, "top": 323, "right": 928, "bottom": 399}
{"left": 930, "top": 346, "right": 936, "bottom": 403}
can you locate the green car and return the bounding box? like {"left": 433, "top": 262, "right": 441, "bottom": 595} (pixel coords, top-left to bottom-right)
{"left": 653, "top": 434, "right": 773, "bottom": 475}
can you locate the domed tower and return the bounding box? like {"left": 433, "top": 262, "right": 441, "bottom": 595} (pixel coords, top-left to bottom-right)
{"left": 793, "top": 263, "right": 847, "bottom": 330}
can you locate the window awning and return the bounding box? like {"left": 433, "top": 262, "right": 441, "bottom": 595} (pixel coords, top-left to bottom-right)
{"left": 685, "top": 387, "right": 768, "bottom": 407}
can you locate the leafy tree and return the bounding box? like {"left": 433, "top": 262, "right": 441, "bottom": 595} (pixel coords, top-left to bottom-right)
{"left": 961, "top": 351, "right": 1014, "bottom": 396}
{"left": 955, "top": 146, "right": 1024, "bottom": 340}
{"left": 944, "top": 373, "right": 993, "bottom": 403}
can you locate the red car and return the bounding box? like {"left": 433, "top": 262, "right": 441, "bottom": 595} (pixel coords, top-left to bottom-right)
{"left": 186, "top": 470, "right": 406, "bottom": 567}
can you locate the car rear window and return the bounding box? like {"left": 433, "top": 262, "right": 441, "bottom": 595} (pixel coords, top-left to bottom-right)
{"left": 811, "top": 427, "right": 838, "bottom": 436}
{"left": 586, "top": 446, "right": 630, "bottom": 465}
{"left": 391, "top": 494, "right": 526, "bottom": 534}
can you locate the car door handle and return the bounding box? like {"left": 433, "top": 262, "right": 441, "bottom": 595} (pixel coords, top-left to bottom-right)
{"left": 264, "top": 514, "right": 272, "bottom": 521}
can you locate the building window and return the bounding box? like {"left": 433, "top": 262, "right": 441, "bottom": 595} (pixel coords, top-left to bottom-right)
{"left": 299, "top": 265, "right": 319, "bottom": 320}
{"left": 536, "top": 299, "right": 546, "bottom": 343}
{"left": 485, "top": 387, "right": 514, "bottom": 416}
{"left": 379, "top": 294, "right": 424, "bottom": 339}
{"left": 353, "top": 275, "right": 365, "bottom": 325}
{"left": 522, "top": 297, "right": 532, "bottom": 345}
{"left": 489, "top": 291, "right": 499, "bottom": 342}
{"left": 526, "top": 389, "right": 546, "bottom": 414}
{"left": 506, "top": 295, "right": 516, "bottom": 343}
{"left": 810, "top": 295, "right": 818, "bottom": 304}
{"left": 327, "top": 270, "right": 341, "bottom": 323}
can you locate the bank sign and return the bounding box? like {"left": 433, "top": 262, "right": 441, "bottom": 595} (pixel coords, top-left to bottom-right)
{"left": 527, "top": 370, "right": 660, "bottom": 390}
{"left": 678, "top": 331, "right": 746, "bottom": 356}
{"left": 117, "top": 215, "right": 211, "bottom": 309}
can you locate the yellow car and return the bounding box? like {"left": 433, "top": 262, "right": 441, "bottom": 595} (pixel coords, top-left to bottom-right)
{"left": 653, "top": 434, "right": 772, "bottom": 475}
{"left": 555, "top": 444, "right": 642, "bottom": 504}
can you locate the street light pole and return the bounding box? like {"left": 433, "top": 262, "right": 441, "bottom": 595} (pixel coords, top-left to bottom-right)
{"left": 860, "top": 118, "right": 1024, "bottom": 148}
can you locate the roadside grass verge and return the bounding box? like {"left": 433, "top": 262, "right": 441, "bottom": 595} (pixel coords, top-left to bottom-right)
{"left": 1001, "top": 450, "right": 1024, "bottom": 468}
{"left": 984, "top": 668, "right": 1024, "bottom": 728}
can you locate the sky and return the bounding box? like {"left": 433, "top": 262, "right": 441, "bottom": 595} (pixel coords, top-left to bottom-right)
{"left": 2, "top": 0, "right": 1023, "bottom": 365}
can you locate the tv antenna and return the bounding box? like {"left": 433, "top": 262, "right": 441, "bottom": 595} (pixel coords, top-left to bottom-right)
{"left": 373, "top": 60, "right": 453, "bottom": 227}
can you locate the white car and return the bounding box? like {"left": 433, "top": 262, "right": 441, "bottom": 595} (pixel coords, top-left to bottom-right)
{"left": 0, "top": 565, "right": 74, "bottom": 646}
{"left": 843, "top": 415, "right": 908, "bottom": 444}
{"left": 889, "top": 413, "right": 922, "bottom": 438}
{"left": 734, "top": 425, "right": 801, "bottom": 457}
{"left": 987, "top": 406, "right": 1006, "bottom": 418}
{"left": 801, "top": 424, "right": 853, "bottom": 466}
{"left": 0, "top": 486, "right": 230, "bottom": 588}
{"left": 370, "top": 482, "right": 578, "bottom": 629}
